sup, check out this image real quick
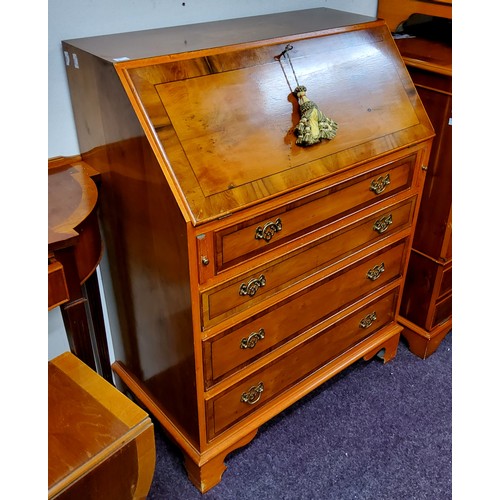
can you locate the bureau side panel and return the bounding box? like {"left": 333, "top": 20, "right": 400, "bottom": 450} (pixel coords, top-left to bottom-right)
{"left": 63, "top": 45, "right": 200, "bottom": 445}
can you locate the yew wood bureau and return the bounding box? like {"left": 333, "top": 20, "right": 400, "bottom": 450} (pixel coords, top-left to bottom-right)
{"left": 63, "top": 8, "right": 434, "bottom": 492}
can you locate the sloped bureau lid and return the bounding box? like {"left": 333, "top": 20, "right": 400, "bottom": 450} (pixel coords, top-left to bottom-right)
{"left": 65, "top": 9, "right": 433, "bottom": 225}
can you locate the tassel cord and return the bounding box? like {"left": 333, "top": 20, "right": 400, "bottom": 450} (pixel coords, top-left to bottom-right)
{"left": 275, "top": 44, "right": 301, "bottom": 94}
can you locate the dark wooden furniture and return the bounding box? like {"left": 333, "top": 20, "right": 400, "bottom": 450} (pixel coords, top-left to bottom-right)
{"left": 48, "top": 157, "right": 113, "bottom": 381}
{"left": 62, "top": 9, "right": 433, "bottom": 492}
{"left": 48, "top": 351, "right": 155, "bottom": 499}
{"left": 378, "top": 0, "right": 452, "bottom": 358}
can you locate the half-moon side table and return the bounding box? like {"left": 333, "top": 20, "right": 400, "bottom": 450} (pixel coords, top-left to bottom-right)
{"left": 48, "top": 156, "right": 112, "bottom": 382}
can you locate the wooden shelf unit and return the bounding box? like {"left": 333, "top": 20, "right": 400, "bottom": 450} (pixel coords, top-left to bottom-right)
{"left": 378, "top": 0, "right": 452, "bottom": 358}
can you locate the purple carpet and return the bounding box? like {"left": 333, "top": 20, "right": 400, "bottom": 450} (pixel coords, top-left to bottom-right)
{"left": 148, "top": 333, "right": 452, "bottom": 499}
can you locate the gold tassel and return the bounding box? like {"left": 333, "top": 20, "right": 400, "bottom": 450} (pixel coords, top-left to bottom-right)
{"left": 294, "top": 86, "right": 338, "bottom": 147}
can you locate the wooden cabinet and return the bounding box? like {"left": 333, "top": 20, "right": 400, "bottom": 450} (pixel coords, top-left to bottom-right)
{"left": 378, "top": 0, "right": 452, "bottom": 358}
{"left": 62, "top": 9, "right": 433, "bottom": 492}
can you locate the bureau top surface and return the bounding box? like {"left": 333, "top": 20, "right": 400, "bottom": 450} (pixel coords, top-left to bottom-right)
{"left": 63, "top": 8, "right": 375, "bottom": 62}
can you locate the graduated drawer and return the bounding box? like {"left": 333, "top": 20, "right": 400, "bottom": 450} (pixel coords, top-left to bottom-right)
{"left": 206, "top": 289, "right": 398, "bottom": 438}
{"left": 201, "top": 200, "right": 414, "bottom": 329}
{"left": 214, "top": 153, "right": 416, "bottom": 271}
{"left": 203, "top": 240, "right": 407, "bottom": 385}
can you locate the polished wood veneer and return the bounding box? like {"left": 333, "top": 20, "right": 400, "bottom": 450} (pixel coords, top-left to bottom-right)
{"left": 63, "top": 9, "right": 434, "bottom": 492}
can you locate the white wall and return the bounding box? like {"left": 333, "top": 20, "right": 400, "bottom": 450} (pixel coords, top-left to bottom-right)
{"left": 48, "top": 0, "right": 378, "bottom": 361}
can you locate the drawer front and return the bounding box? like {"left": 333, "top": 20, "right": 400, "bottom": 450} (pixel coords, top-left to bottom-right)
{"left": 214, "top": 154, "right": 416, "bottom": 271}
{"left": 207, "top": 289, "right": 398, "bottom": 438}
{"left": 204, "top": 240, "right": 407, "bottom": 383}
{"left": 202, "top": 200, "right": 413, "bottom": 329}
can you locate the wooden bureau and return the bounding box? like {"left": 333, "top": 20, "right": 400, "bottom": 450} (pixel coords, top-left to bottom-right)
{"left": 62, "top": 9, "right": 434, "bottom": 492}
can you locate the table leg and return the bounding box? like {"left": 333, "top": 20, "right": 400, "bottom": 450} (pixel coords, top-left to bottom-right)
{"left": 61, "top": 297, "right": 97, "bottom": 372}
{"left": 56, "top": 246, "right": 102, "bottom": 375}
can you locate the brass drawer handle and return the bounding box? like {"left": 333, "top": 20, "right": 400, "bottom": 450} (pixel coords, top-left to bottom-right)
{"left": 255, "top": 218, "right": 282, "bottom": 242}
{"left": 366, "top": 262, "right": 385, "bottom": 281}
{"left": 241, "top": 381, "right": 264, "bottom": 405}
{"left": 369, "top": 173, "right": 391, "bottom": 195}
{"left": 240, "top": 328, "right": 265, "bottom": 349}
{"left": 239, "top": 274, "right": 266, "bottom": 297}
{"left": 373, "top": 214, "right": 393, "bottom": 234}
{"left": 359, "top": 312, "right": 377, "bottom": 329}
